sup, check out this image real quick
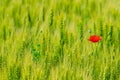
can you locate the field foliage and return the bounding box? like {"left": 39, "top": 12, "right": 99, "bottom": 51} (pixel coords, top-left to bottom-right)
{"left": 0, "top": 0, "right": 120, "bottom": 80}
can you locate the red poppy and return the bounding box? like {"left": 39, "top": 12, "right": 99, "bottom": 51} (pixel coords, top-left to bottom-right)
{"left": 88, "top": 35, "right": 102, "bottom": 43}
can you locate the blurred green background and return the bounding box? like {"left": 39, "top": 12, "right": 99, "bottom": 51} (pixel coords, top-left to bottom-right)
{"left": 0, "top": 0, "right": 120, "bottom": 80}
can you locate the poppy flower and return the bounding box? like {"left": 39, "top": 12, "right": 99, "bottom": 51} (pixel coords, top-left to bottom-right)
{"left": 88, "top": 35, "right": 102, "bottom": 43}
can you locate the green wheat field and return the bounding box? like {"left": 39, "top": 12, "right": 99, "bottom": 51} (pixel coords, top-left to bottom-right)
{"left": 0, "top": 0, "right": 120, "bottom": 80}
